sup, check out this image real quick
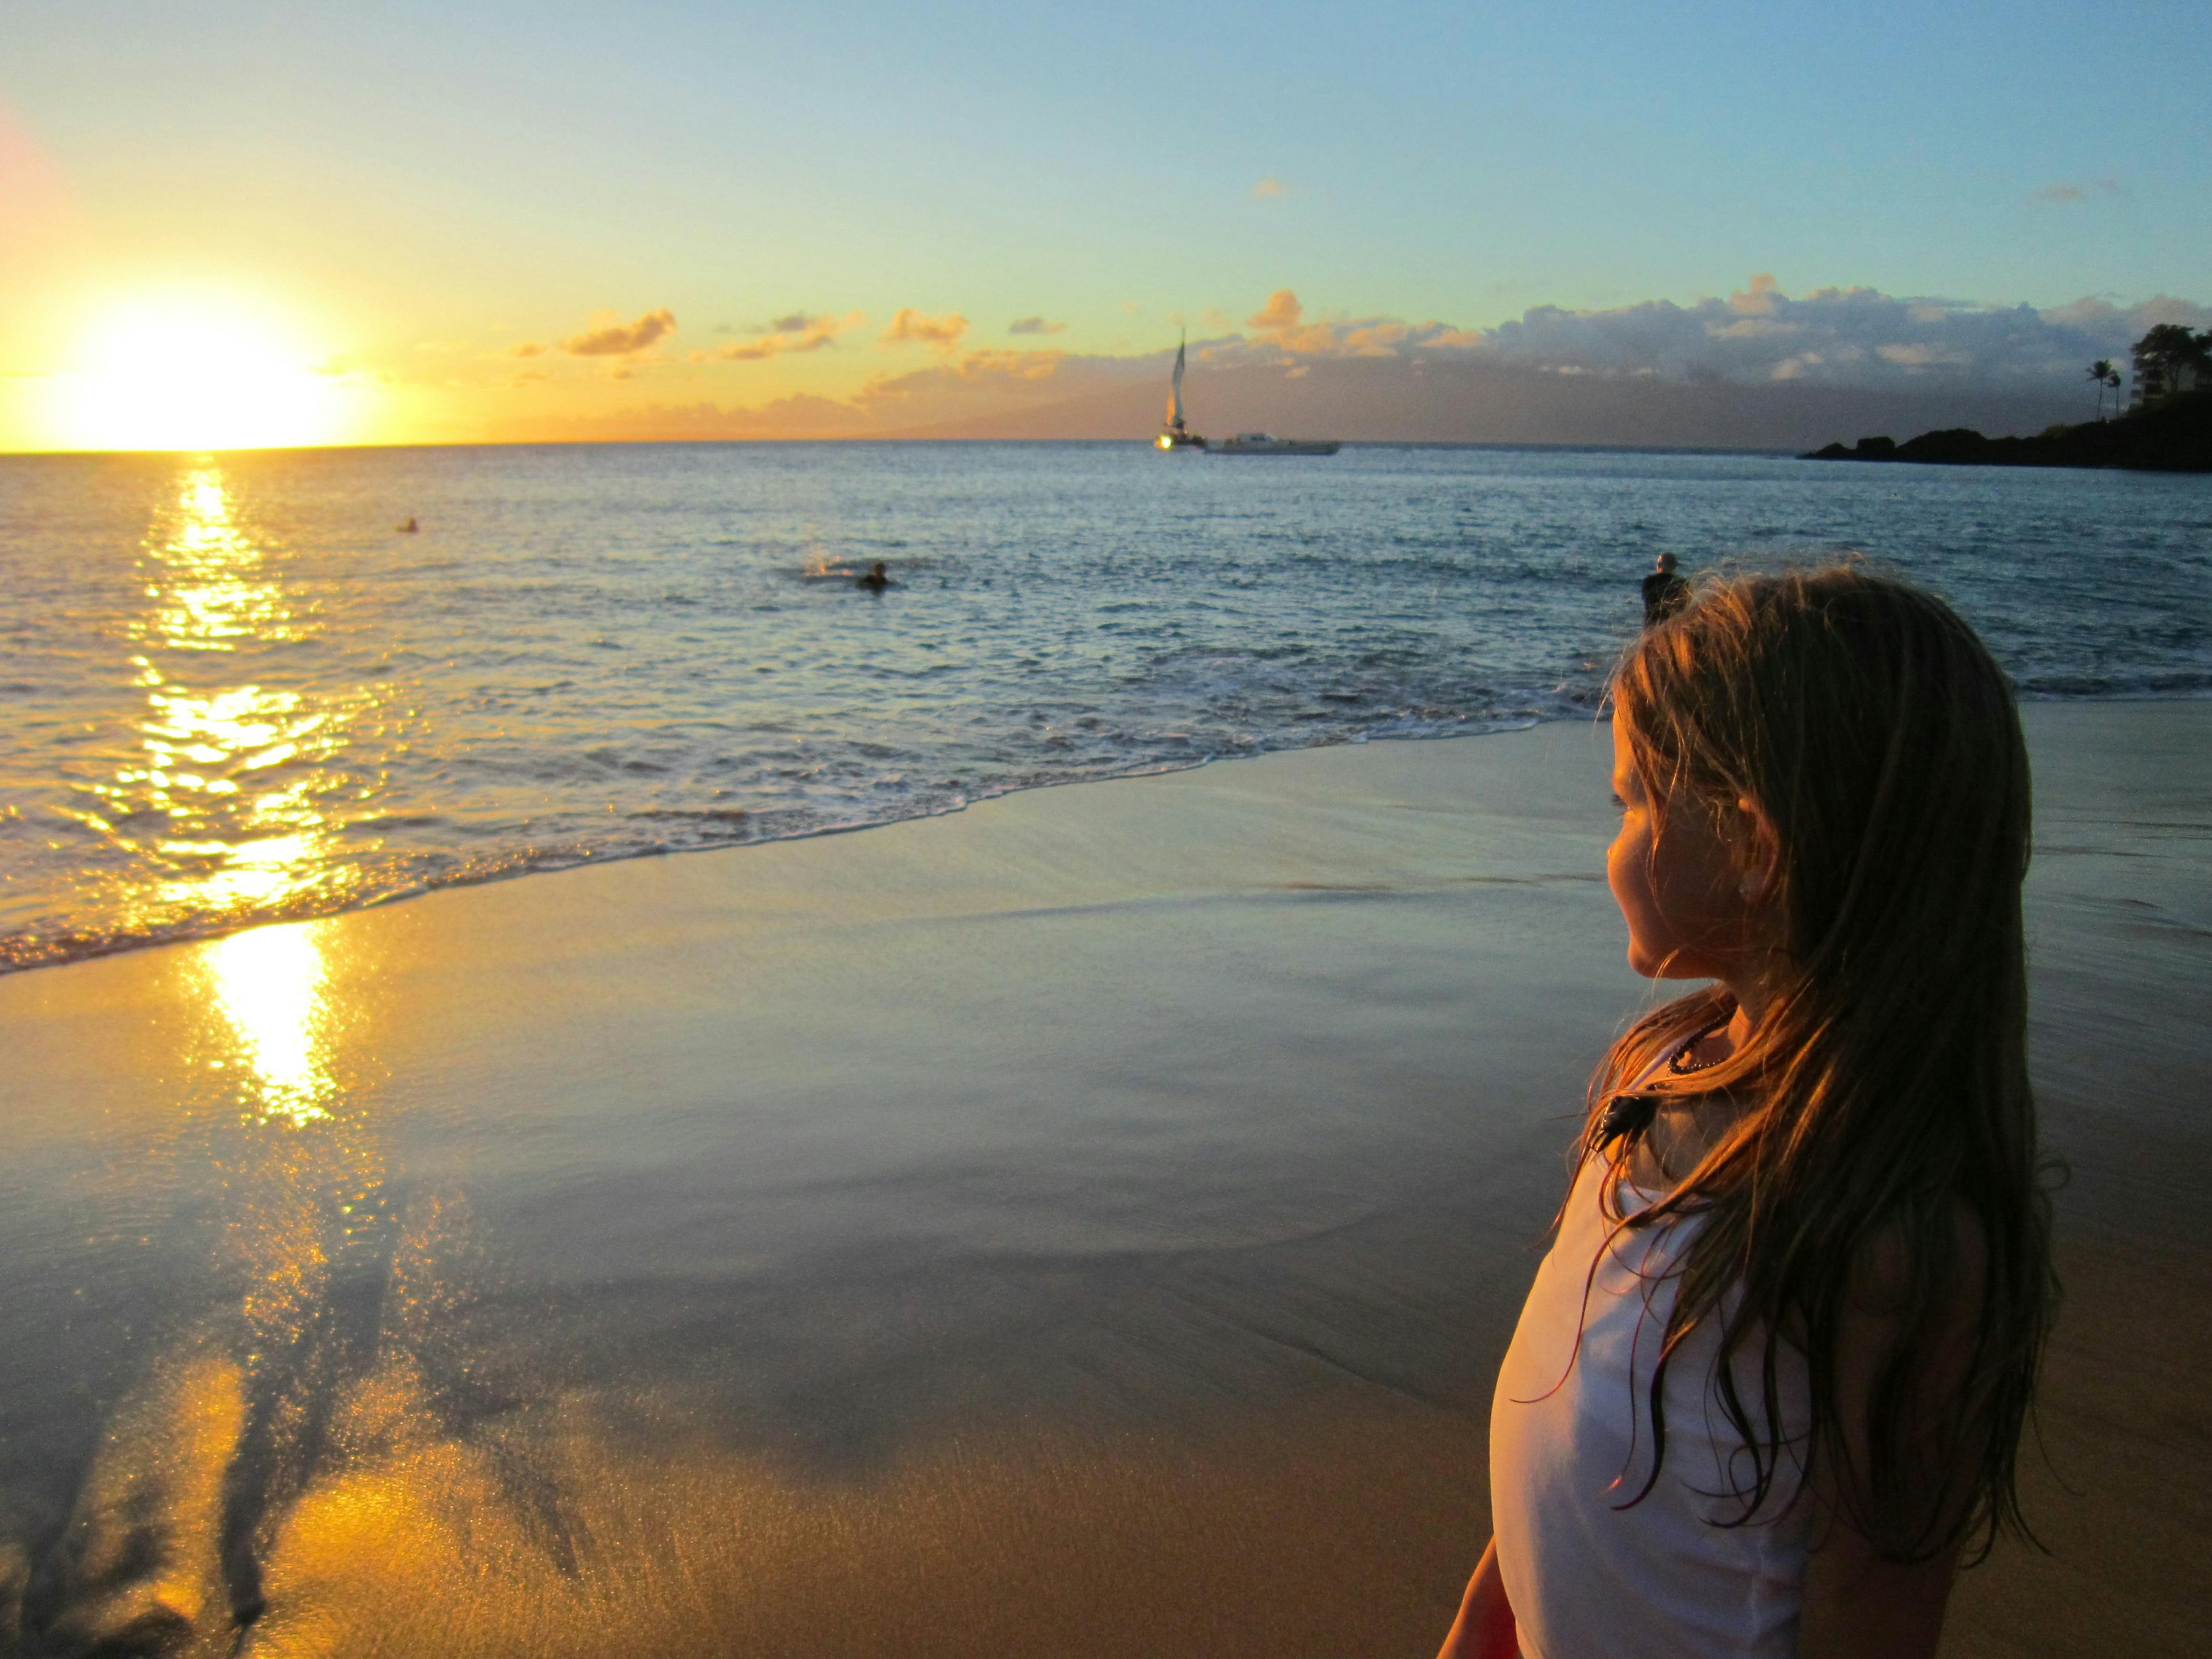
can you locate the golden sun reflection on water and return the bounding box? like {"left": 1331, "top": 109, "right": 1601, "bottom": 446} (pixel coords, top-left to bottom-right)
{"left": 204, "top": 922, "right": 336, "bottom": 1124}
{"left": 79, "top": 461, "right": 381, "bottom": 945}
{"left": 139, "top": 470, "right": 311, "bottom": 651}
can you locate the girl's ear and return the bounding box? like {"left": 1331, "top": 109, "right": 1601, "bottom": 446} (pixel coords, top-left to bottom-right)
{"left": 1729, "top": 795, "right": 1782, "bottom": 906}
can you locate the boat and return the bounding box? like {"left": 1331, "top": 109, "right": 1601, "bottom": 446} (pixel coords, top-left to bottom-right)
{"left": 1211, "top": 431, "right": 1340, "bottom": 456}
{"left": 1156, "top": 335, "right": 1207, "bottom": 450}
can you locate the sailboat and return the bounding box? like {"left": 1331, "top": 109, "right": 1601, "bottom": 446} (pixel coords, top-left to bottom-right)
{"left": 1212, "top": 432, "right": 1342, "bottom": 456}
{"left": 1156, "top": 336, "right": 1206, "bottom": 450}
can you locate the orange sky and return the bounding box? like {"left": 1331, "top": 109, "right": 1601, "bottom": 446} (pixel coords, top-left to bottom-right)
{"left": 2, "top": 1, "right": 2204, "bottom": 452}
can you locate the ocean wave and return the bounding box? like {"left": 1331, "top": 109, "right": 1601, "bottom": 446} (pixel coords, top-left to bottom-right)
{"left": 0, "top": 714, "right": 1551, "bottom": 975}
{"left": 3, "top": 442, "right": 2205, "bottom": 976}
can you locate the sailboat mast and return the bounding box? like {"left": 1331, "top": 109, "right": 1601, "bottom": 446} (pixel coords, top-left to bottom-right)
{"left": 1168, "top": 338, "right": 1186, "bottom": 427}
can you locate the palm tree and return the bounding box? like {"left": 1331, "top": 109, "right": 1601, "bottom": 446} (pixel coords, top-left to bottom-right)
{"left": 2105, "top": 362, "right": 2123, "bottom": 414}
{"left": 2131, "top": 324, "right": 2212, "bottom": 403}
{"left": 2089, "top": 359, "right": 2114, "bottom": 420}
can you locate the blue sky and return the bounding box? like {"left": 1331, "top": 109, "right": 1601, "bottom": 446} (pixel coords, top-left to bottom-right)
{"left": 3, "top": 0, "right": 2206, "bottom": 444}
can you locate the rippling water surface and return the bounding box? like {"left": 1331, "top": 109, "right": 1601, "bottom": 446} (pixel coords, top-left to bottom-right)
{"left": 3, "top": 441, "right": 2207, "bottom": 969}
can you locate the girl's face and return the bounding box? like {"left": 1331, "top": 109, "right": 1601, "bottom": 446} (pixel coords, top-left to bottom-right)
{"left": 1606, "top": 717, "right": 1763, "bottom": 982}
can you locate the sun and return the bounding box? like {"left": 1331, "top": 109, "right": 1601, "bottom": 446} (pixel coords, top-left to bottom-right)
{"left": 51, "top": 298, "right": 361, "bottom": 452}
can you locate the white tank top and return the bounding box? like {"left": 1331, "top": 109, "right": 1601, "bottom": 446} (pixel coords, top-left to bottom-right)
{"left": 1490, "top": 1075, "right": 1815, "bottom": 1659}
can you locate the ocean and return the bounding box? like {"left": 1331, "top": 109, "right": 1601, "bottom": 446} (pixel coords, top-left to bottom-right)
{"left": 3, "top": 440, "right": 2207, "bottom": 971}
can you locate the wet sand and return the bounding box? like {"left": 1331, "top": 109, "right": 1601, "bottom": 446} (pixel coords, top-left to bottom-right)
{"left": 0, "top": 703, "right": 2205, "bottom": 1657}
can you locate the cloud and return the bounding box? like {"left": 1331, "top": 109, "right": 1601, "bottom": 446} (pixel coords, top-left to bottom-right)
{"left": 710, "top": 310, "right": 865, "bottom": 361}
{"left": 1251, "top": 176, "right": 1289, "bottom": 199}
{"left": 1009, "top": 316, "right": 1066, "bottom": 335}
{"left": 512, "top": 341, "right": 548, "bottom": 358}
{"left": 1874, "top": 342, "right": 1968, "bottom": 368}
{"left": 2035, "top": 179, "right": 2124, "bottom": 203}
{"left": 847, "top": 349, "right": 1074, "bottom": 419}
{"left": 1241, "top": 289, "right": 1435, "bottom": 357}
{"left": 493, "top": 276, "right": 2212, "bottom": 446}
{"left": 880, "top": 308, "right": 969, "bottom": 350}
{"left": 1191, "top": 277, "right": 2212, "bottom": 391}
{"left": 1246, "top": 288, "right": 1346, "bottom": 354}
{"left": 516, "top": 393, "right": 880, "bottom": 442}
{"left": 562, "top": 308, "right": 677, "bottom": 357}
{"left": 1728, "top": 273, "right": 1782, "bottom": 316}
{"left": 1248, "top": 290, "right": 1303, "bottom": 333}
{"left": 1443, "top": 279, "right": 2203, "bottom": 386}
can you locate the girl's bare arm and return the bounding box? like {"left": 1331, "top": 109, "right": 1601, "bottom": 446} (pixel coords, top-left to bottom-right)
{"left": 1801, "top": 1527, "right": 1959, "bottom": 1658}
{"left": 1434, "top": 1537, "right": 1518, "bottom": 1659}
{"left": 1799, "top": 1209, "right": 1986, "bottom": 1659}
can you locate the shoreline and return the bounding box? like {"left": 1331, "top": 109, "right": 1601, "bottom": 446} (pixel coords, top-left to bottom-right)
{"left": 0, "top": 700, "right": 2204, "bottom": 1656}
{"left": 7, "top": 714, "right": 1584, "bottom": 978}
{"left": 9, "top": 692, "right": 2207, "bottom": 981}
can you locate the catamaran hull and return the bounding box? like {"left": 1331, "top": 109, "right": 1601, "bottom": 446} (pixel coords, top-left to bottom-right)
{"left": 1210, "top": 438, "right": 1340, "bottom": 456}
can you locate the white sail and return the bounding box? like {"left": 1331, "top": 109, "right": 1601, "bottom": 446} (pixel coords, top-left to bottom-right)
{"left": 1168, "top": 338, "right": 1186, "bottom": 426}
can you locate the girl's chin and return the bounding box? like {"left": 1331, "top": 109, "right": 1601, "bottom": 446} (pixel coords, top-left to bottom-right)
{"left": 1627, "top": 946, "right": 1710, "bottom": 983}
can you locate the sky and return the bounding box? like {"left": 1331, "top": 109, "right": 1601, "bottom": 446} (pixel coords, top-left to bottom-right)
{"left": 3, "top": 0, "right": 2208, "bottom": 449}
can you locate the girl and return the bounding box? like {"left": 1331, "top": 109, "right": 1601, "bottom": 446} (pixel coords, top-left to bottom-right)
{"left": 1439, "top": 567, "right": 2054, "bottom": 1659}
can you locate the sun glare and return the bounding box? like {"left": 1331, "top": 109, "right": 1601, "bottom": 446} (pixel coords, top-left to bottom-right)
{"left": 53, "top": 302, "right": 358, "bottom": 451}
{"left": 205, "top": 922, "right": 336, "bottom": 1124}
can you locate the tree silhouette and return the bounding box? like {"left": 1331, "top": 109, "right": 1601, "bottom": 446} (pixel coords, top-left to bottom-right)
{"left": 2133, "top": 325, "right": 2212, "bottom": 403}
{"left": 2089, "top": 359, "right": 2115, "bottom": 419}
{"left": 2105, "top": 362, "right": 2123, "bottom": 412}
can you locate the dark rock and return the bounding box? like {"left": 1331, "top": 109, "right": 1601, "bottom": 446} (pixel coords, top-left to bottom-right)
{"left": 1801, "top": 390, "right": 2212, "bottom": 473}
{"left": 1894, "top": 428, "right": 1990, "bottom": 463}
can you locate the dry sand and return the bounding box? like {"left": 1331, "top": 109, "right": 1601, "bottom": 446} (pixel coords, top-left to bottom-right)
{"left": 0, "top": 702, "right": 2203, "bottom": 1657}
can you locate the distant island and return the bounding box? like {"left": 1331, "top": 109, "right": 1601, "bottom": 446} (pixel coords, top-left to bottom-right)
{"left": 1803, "top": 388, "right": 2210, "bottom": 474}
{"left": 1809, "top": 327, "right": 2212, "bottom": 472}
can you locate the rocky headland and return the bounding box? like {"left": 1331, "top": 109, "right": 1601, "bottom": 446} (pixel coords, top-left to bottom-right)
{"left": 1803, "top": 388, "right": 2211, "bottom": 473}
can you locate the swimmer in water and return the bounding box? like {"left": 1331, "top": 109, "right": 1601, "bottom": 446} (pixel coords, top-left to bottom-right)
{"left": 856, "top": 561, "right": 891, "bottom": 591}
{"left": 1641, "top": 551, "right": 1689, "bottom": 626}
{"left": 398, "top": 517, "right": 419, "bottom": 533}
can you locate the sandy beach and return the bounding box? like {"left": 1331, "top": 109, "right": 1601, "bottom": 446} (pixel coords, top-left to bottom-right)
{"left": 0, "top": 699, "right": 2205, "bottom": 1658}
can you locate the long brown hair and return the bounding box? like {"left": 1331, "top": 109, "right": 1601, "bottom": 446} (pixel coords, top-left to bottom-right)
{"left": 1587, "top": 563, "right": 2053, "bottom": 1561}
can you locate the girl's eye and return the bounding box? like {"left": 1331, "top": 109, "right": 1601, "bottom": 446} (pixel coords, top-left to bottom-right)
{"left": 1609, "top": 791, "right": 1627, "bottom": 810}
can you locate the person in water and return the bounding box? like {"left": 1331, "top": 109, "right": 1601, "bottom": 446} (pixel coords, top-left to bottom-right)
{"left": 1438, "top": 566, "right": 2052, "bottom": 1659}
{"left": 856, "top": 561, "right": 891, "bottom": 591}
{"left": 1641, "top": 551, "right": 1690, "bottom": 624}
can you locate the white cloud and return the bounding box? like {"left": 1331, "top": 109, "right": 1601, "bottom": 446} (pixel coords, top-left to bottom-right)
{"left": 1449, "top": 279, "right": 2206, "bottom": 387}
{"left": 1728, "top": 273, "right": 1782, "bottom": 316}
{"left": 1155, "top": 278, "right": 2212, "bottom": 391}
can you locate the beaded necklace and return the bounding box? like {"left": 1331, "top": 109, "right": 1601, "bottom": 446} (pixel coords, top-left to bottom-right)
{"left": 1594, "top": 1016, "right": 1732, "bottom": 1149}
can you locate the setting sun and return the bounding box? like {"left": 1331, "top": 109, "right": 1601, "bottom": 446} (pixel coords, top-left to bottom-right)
{"left": 50, "top": 301, "right": 359, "bottom": 452}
